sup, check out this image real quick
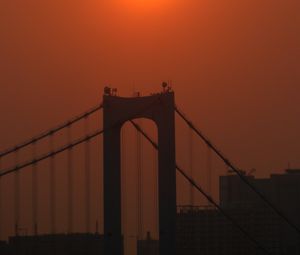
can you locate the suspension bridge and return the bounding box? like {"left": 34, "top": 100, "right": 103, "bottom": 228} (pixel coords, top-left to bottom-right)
{"left": 0, "top": 85, "right": 299, "bottom": 255}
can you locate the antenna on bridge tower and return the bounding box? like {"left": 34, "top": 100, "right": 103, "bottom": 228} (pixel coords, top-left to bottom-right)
{"left": 162, "top": 81, "right": 172, "bottom": 93}
{"left": 162, "top": 81, "right": 168, "bottom": 92}
{"left": 104, "top": 86, "right": 118, "bottom": 96}
{"left": 112, "top": 88, "right": 118, "bottom": 96}
{"left": 104, "top": 86, "right": 111, "bottom": 96}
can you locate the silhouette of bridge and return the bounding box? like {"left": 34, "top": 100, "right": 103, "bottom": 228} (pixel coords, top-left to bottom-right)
{"left": 0, "top": 85, "right": 300, "bottom": 255}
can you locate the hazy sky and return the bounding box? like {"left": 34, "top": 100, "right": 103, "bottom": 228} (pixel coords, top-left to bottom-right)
{"left": 0, "top": 1, "right": 300, "bottom": 253}
{"left": 1, "top": 0, "right": 300, "bottom": 175}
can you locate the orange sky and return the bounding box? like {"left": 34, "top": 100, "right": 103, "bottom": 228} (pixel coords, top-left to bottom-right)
{"left": 0, "top": 1, "right": 300, "bottom": 253}
{"left": 0, "top": 0, "right": 300, "bottom": 175}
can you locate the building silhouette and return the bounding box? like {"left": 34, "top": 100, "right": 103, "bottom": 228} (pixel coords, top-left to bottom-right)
{"left": 2, "top": 169, "right": 300, "bottom": 254}
{"left": 219, "top": 168, "right": 300, "bottom": 254}
{"left": 176, "top": 206, "right": 280, "bottom": 255}
{"left": 141, "top": 169, "right": 300, "bottom": 255}
{"left": 0, "top": 233, "right": 104, "bottom": 255}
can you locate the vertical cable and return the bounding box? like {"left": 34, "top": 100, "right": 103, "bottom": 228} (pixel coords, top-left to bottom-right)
{"left": 188, "top": 128, "right": 196, "bottom": 246}
{"left": 207, "top": 145, "right": 212, "bottom": 203}
{"left": 98, "top": 133, "right": 103, "bottom": 234}
{"left": 188, "top": 128, "right": 194, "bottom": 207}
{"left": 32, "top": 141, "right": 38, "bottom": 235}
{"left": 121, "top": 127, "right": 126, "bottom": 236}
{"left": 84, "top": 117, "right": 91, "bottom": 233}
{"left": 14, "top": 148, "right": 20, "bottom": 236}
{"left": 49, "top": 133, "right": 56, "bottom": 234}
{"left": 121, "top": 127, "right": 127, "bottom": 253}
{"left": 152, "top": 144, "right": 158, "bottom": 238}
{"left": 136, "top": 120, "right": 143, "bottom": 239}
{"left": 67, "top": 125, "right": 73, "bottom": 233}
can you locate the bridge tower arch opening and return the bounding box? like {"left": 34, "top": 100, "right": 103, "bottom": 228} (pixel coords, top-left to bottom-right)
{"left": 121, "top": 118, "right": 158, "bottom": 255}
{"left": 103, "top": 91, "right": 176, "bottom": 255}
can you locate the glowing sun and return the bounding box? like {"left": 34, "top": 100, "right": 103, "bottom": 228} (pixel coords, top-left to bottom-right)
{"left": 120, "top": 0, "right": 173, "bottom": 12}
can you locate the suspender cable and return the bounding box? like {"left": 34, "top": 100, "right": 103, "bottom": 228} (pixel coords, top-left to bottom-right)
{"left": 206, "top": 145, "right": 212, "bottom": 204}
{"left": 49, "top": 133, "right": 56, "bottom": 234}
{"left": 121, "top": 127, "right": 127, "bottom": 243}
{"left": 14, "top": 148, "right": 20, "bottom": 236}
{"left": 67, "top": 125, "right": 73, "bottom": 234}
{"left": 129, "top": 120, "right": 271, "bottom": 255}
{"left": 188, "top": 128, "right": 194, "bottom": 206}
{"left": 136, "top": 120, "right": 143, "bottom": 239}
{"left": 84, "top": 116, "right": 91, "bottom": 233}
{"left": 32, "top": 141, "right": 38, "bottom": 235}
{"left": 188, "top": 128, "right": 196, "bottom": 245}
{"left": 98, "top": 135, "right": 103, "bottom": 234}
{"left": 152, "top": 144, "right": 158, "bottom": 237}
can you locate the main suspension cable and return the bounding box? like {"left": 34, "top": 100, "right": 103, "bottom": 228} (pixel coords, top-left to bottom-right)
{"left": 0, "top": 129, "right": 105, "bottom": 178}
{"left": 130, "top": 120, "right": 271, "bottom": 255}
{"left": 175, "top": 105, "right": 300, "bottom": 236}
{"left": 0, "top": 104, "right": 103, "bottom": 158}
{"left": 0, "top": 95, "right": 163, "bottom": 179}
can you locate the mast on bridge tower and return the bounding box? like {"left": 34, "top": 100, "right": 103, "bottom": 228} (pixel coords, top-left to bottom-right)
{"left": 103, "top": 85, "right": 176, "bottom": 255}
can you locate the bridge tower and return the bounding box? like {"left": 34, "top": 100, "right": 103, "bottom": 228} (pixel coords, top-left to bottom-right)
{"left": 103, "top": 90, "right": 176, "bottom": 255}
